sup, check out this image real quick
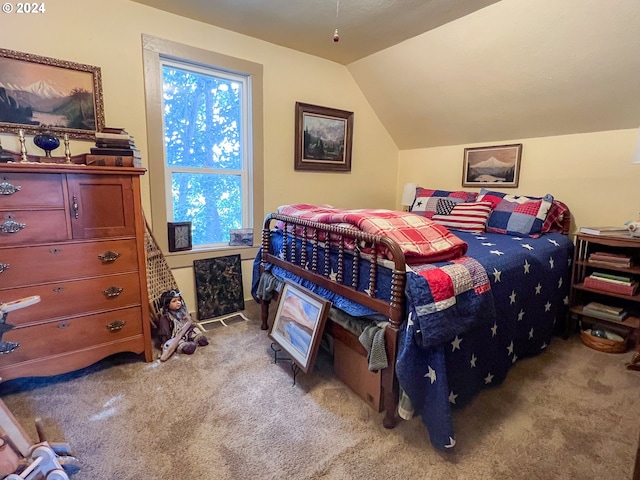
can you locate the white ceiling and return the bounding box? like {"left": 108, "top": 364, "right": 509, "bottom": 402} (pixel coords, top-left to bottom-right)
{"left": 131, "top": 0, "right": 640, "bottom": 149}
{"left": 130, "top": 0, "right": 500, "bottom": 64}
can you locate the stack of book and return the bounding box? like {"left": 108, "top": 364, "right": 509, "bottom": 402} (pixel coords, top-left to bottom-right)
{"left": 583, "top": 271, "right": 638, "bottom": 296}
{"left": 87, "top": 127, "right": 142, "bottom": 167}
{"left": 588, "top": 251, "right": 634, "bottom": 268}
{"left": 579, "top": 226, "right": 629, "bottom": 236}
{"left": 582, "top": 301, "right": 628, "bottom": 321}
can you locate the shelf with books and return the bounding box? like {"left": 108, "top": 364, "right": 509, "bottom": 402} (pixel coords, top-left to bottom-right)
{"left": 573, "top": 282, "right": 640, "bottom": 302}
{"left": 583, "top": 260, "right": 640, "bottom": 275}
{"left": 569, "top": 305, "right": 640, "bottom": 331}
{"left": 570, "top": 233, "right": 640, "bottom": 352}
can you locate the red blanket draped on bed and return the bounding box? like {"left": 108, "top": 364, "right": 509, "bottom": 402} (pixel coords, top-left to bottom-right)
{"left": 277, "top": 204, "right": 468, "bottom": 263}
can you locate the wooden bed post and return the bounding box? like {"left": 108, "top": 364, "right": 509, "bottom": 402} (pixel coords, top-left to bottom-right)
{"left": 260, "top": 300, "right": 270, "bottom": 331}
{"left": 260, "top": 214, "right": 274, "bottom": 330}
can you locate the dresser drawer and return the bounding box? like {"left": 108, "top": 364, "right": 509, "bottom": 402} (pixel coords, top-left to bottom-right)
{"left": 0, "top": 272, "right": 142, "bottom": 327}
{"left": 0, "top": 210, "right": 69, "bottom": 246}
{"left": 0, "top": 173, "right": 64, "bottom": 209}
{"left": 0, "top": 239, "right": 139, "bottom": 288}
{"left": 0, "top": 307, "right": 144, "bottom": 368}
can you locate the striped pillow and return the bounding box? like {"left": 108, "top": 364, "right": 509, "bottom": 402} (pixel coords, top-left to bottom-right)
{"left": 432, "top": 200, "right": 493, "bottom": 234}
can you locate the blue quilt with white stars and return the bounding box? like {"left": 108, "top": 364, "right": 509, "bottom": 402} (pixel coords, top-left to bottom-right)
{"left": 251, "top": 230, "right": 574, "bottom": 450}
{"left": 396, "top": 231, "right": 573, "bottom": 449}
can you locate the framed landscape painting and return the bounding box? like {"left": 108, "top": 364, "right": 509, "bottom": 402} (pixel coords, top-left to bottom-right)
{"left": 294, "top": 102, "right": 353, "bottom": 172}
{"left": 0, "top": 48, "right": 105, "bottom": 140}
{"left": 462, "top": 144, "right": 522, "bottom": 188}
{"left": 269, "top": 281, "right": 331, "bottom": 374}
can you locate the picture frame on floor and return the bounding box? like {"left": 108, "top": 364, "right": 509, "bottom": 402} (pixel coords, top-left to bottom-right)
{"left": 269, "top": 281, "right": 331, "bottom": 374}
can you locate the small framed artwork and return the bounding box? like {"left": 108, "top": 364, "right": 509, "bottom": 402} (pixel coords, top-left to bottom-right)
{"left": 193, "top": 254, "right": 244, "bottom": 320}
{"left": 0, "top": 48, "right": 105, "bottom": 140}
{"left": 269, "top": 281, "right": 331, "bottom": 374}
{"left": 168, "top": 222, "right": 192, "bottom": 252}
{"left": 294, "top": 102, "right": 353, "bottom": 172}
{"left": 229, "top": 228, "right": 254, "bottom": 247}
{"left": 462, "top": 144, "right": 523, "bottom": 188}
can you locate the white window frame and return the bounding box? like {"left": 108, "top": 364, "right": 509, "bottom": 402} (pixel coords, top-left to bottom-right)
{"left": 142, "top": 34, "right": 263, "bottom": 268}
{"left": 160, "top": 58, "right": 253, "bottom": 248}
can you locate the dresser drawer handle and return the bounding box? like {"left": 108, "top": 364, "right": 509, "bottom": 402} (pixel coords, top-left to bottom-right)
{"left": 98, "top": 251, "right": 121, "bottom": 263}
{"left": 58, "top": 322, "right": 70, "bottom": 329}
{"left": 53, "top": 286, "right": 64, "bottom": 293}
{"left": 107, "top": 320, "right": 126, "bottom": 332}
{"left": 72, "top": 195, "right": 79, "bottom": 219}
{"left": 0, "top": 341, "right": 20, "bottom": 354}
{"left": 103, "top": 286, "right": 123, "bottom": 298}
{"left": 0, "top": 219, "right": 25, "bottom": 234}
{"left": 0, "top": 263, "right": 9, "bottom": 274}
{"left": 50, "top": 248, "right": 61, "bottom": 255}
{"left": 0, "top": 182, "right": 21, "bottom": 195}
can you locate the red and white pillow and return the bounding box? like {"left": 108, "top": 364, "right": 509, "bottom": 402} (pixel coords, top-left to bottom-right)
{"left": 431, "top": 200, "right": 493, "bottom": 234}
{"left": 410, "top": 188, "right": 478, "bottom": 220}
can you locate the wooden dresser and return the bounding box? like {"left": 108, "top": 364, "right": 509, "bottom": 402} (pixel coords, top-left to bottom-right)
{"left": 0, "top": 163, "right": 152, "bottom": 382}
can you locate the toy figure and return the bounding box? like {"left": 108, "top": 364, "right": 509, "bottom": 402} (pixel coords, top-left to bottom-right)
{"left": 156, "top": 290, "right": 208, "bottom": 359}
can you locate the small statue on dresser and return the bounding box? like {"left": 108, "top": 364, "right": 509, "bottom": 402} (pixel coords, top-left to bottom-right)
{"left": 156, "top": 289, "right": 208, "bottom": 361}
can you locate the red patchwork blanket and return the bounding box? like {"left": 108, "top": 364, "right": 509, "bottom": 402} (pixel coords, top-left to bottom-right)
{"left": 276, "top": 204, "right": 468, "bottom": 263}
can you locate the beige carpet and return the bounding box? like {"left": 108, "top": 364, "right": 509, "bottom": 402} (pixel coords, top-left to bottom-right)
{"left": 2, "top": 303, "right": 639, "bottom": 480}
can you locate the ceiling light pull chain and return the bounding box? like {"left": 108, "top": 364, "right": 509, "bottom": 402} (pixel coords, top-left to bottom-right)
{"left": 333, "top": 0, "right": 340, "bottom": 42}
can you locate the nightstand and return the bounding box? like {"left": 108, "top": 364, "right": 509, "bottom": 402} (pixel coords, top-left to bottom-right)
{"left": 569, "top": 232, "right": 640, "bottom": 351}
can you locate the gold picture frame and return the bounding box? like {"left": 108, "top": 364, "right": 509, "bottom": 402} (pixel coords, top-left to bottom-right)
{"left": 294, "top": 102, "right": 353, "bottom": 172}
{"left": 0, "top": 48, "right": 105, "bottom": 140}
{"left": 462, "top": 144, "right": 523, "bottom": 188}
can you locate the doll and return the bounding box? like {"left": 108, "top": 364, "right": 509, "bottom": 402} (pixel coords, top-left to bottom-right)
{"left": 156, "top": 289, "right": 208, "bottom": 356}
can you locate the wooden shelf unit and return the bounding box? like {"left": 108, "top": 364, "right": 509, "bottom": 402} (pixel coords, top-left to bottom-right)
{"left": 569, "top": 232, "right": 640, "bottom": 349}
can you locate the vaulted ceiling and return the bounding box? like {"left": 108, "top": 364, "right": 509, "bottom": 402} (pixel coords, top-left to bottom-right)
{"left": 131, "top": 0, "right": 640, "bottom": 149}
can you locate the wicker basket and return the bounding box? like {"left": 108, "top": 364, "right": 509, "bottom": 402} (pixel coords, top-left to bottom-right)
{"left": 580, "top": 329, "right": 628, "bottom": 354}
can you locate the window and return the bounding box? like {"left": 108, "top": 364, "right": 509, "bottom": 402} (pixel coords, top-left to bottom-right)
{"left": 162, "top": 61, "right": 249, "bottom": 247}
{"left": 143, "top": 35, "right": 264, "bottom": 267}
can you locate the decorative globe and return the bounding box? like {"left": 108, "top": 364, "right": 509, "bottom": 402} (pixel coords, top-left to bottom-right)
{"left": 33, "top": 130, "right": 60, "bottom": 158}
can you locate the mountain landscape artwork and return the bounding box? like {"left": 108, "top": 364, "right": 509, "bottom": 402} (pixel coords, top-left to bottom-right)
{"left": 294, "top": 102, "right": 353, "bottom": 172}
{"left": 0, "top": 48, "right": 104, "bottom": 140}
{"left": 462, "top": 144, "right": 523, "bottom": 188}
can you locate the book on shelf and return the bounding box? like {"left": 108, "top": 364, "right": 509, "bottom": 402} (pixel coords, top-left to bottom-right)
{"left": 579, "top": 226, "right": 629, "bottom": 236}
{"left": 583, "top": 276, "right": 638, "bottom": 296}
{"left": 582, "top": 305, "right": 628, "bottom": 322}
{"left": 89, "top": 147, "right": 141, "bottom": 157}
{"left": 588, "top": 252, "right": 633, "bottom": 267}
{"left": 95, "top": 132, "right": 133, "bottom": 141}
{"left": 95, "top": 138, "right": 136, "bottom": 147}
{"left": 590, "top": 251, "right": 631, "bottom": 260}
{"left": 85, "top": 154, "right": 142, "bottom": 167}
{"left": 583, "top": 301, "right": 625, "bottom": 316}
{"left": 588, "top": 259, "right": 633, "bottom": 269}
{"left": 588, "top": 258, "right": 633, "bottom": 268}
{"left": 101, "top": 127, "right": 128, "bottom": 134}
{"left": 589, "top": 272, "right": 633, "bottom": 285}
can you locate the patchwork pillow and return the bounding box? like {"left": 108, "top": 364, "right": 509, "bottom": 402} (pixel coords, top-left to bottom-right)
{"left": 432, "top": 200, "right": 493, "bottom": 234}
{"left": 410, "top": 188, "right": 478, "bottom": 219}
{"left": 477, "top": 189, "right": 554, "bottom": 237}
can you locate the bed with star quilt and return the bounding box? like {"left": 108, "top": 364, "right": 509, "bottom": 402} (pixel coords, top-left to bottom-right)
{"left": 252, "top": 202, "right": 574, "bottom": 450}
